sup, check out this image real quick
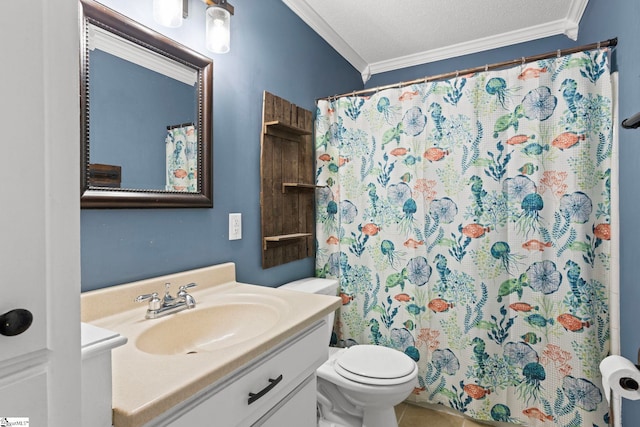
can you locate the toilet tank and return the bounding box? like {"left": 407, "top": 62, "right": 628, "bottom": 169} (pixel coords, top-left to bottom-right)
{"left": 280, "top": 277, "right": 339, "bottom": 344}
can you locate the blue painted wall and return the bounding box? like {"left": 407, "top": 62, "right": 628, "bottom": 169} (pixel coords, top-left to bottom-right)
{"left": 80, "top": 0, "right": 362, "bottom": 291}
{"left": 366, "top": 0, "right": 640, "bottom": 422}
{"left": 90, "top": 50, "right": 196, "bottom": 189}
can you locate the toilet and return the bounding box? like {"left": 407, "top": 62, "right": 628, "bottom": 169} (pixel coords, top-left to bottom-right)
{"left": 281, "top": 278, "right": 418, "bottom": 427}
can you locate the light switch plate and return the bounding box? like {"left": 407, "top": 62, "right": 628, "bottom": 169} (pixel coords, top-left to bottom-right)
{"left": 229, "top": 213, "right": 242, "bottom": 240}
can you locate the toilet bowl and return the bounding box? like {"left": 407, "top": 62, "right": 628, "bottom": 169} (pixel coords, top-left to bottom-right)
{"left": 280, "top": 278, "right": 418, "bottom": 427}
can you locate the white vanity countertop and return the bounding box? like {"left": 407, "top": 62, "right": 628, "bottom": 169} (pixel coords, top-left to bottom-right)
{"left": 81, "top": 322, "right": 127, "bottom": 359}
{"left": 81, "top": 263, "right": 340, "bottom": 427}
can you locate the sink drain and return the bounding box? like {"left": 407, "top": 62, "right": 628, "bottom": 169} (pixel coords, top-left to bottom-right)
{"left": 186, "top": 351, "right": 198, "bottom": 355}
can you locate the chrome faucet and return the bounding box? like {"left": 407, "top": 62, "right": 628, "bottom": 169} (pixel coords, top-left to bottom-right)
{"left": 135, "top": 282, "right": 197, "bottom": 319}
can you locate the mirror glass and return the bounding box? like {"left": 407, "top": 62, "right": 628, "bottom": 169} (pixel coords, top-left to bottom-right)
{"left": 80, "top": 0, "right": 213, "bottom": 208}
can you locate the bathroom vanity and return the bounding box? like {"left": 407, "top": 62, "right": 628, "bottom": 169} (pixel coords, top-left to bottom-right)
{"left": 81, "top": 263, "right": 341, "bottom": 427}
{"left": 162, "top": 322, "right": 324, "bottom": 427}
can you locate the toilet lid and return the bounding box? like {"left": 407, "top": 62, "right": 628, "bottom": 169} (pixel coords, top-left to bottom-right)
{"left": 335, "top": 345, "right": 416, "bottom": 384}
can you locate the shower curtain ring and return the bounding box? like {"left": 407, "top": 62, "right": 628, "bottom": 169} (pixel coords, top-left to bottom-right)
{"left": 557, "top": 49, "right": 561, "bottom": 58}
{"left": 597, "top": 41, "right": 602, "bottom": 49}
{"left": 484, "top": 64, "right": 489, "bottom": 72}
{"left": 521, "top": 57, "right": 526, "bottom": 66}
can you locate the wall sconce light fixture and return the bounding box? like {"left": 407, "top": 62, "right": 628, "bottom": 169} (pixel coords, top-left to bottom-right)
{"left": 153, "top": 0, "right": 234, "bottom": 54}
{"left": 203, "top": 0, "right": 234, "bottom": 54}
{"left": 153, "top": 0, "right": 188, "bottom": 28}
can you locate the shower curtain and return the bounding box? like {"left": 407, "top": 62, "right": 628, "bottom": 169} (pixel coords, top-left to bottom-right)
{"left": 166, "top": 124, "right": 197, "bottom": 191}
{"left": 315, "top": 49, "right": 614, "bottom": 426}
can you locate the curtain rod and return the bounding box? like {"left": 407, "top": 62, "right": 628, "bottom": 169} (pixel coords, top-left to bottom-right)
{"left": 319, "top": 37, "right": 618, "bottom": 101}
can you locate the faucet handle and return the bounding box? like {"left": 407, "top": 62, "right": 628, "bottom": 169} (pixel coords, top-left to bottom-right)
{"left": 178, "top": 283, "right": 197, "bottom": 293}
{"left": 135, "top": 292, "right": 161, "bottom": 310}
{"left": 177, "top": 283, "right": 197, "bottom": 309}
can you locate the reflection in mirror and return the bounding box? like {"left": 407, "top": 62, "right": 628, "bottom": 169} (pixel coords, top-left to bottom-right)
{"left": 80, "top": 0, "right": 213, "bottom": 208}
{"left": 89, "top": 27, "right": 198, "bottom": 191}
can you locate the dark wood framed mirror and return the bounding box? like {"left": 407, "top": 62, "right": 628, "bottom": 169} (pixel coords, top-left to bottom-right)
{"left": 80, "top": 0, "right": 213, "bottom": 208}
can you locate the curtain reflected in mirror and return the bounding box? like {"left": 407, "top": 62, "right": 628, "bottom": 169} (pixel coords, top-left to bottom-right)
{"left": 165, "top": 123, "right": 198, "bottom": 191}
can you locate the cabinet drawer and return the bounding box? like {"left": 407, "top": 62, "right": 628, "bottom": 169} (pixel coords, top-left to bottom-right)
{"left": 161, "top": 320, "right": 326, "bottom": 427}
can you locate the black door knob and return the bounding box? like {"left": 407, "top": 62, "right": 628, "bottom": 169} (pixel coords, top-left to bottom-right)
{"left": 0, "top": 309, "right": 33, "bottom": 336}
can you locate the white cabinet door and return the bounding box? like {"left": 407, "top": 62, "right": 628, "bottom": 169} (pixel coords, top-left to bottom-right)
{"left": 255, "top": 376, "right": 317, "bottom": 427}
{"left": 0, "top": 0, "right": 80, "bottom": 425}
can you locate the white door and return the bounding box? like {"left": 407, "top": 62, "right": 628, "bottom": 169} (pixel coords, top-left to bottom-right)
{"left": 0, "top": 1, "right": 81, "bottom": 426}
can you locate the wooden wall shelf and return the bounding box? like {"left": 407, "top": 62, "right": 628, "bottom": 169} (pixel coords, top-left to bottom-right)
{"left": 260, "top": 91, "right": 315, "bottom": 269}
{"left": 264, "top": 120, "right": 313, "bottom": 135}
{"left": 263, "top": 233, "right": 313, "bottom": 250}
{"left": 264, "top": 121, "right": 312, "bottom": 142}
{"left": 281, "top": 183, "right": 322, "bottom": 193}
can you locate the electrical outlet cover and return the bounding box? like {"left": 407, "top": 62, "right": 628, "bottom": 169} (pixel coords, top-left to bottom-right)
{"left": 229, "top": 213, "right": 242, "bottom": 240}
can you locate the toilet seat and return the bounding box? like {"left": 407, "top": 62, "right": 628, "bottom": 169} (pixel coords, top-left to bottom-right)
{"left": 334, "top": 345, "right": 417, "bottom": 386}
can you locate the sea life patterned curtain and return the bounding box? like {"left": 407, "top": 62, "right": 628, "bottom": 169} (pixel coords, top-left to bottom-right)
{"left": 315, "top": 49, "right": 614, "bottom": 426}
{"left": 166, "top": 124, "right": 197, "bottom": 192}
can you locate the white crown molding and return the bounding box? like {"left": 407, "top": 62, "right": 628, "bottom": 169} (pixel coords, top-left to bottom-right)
{"left": 283, "top": 0, "right": 588, "bottom": 79}
{"left": 368, "top": 18, "right": 581, "bottom": 76}
{"left": 360, "top": 66, "right": 371, "bottom": 84}
{"left": 281, "top": 0, "right": 369, "bottom": 77}
{"left": 88, "top": 23, "right": 197, "bottom": 86}
{"left": 566, "top": 0, "right": 589, "bottom": 28}
{"left": 564, "top": 0, "right": 589, "bottom": 40}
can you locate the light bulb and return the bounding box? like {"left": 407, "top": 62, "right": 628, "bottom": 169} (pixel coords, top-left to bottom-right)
{"left": 206, "top": 6, "right": 231, "bottom": 53}
{"left": 153, "top": 0, "right": 183, "bottom": 28}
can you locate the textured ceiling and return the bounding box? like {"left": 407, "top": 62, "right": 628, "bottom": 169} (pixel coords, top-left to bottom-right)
{"left": 282, "top": 0, "right": 589, "bottom": 82}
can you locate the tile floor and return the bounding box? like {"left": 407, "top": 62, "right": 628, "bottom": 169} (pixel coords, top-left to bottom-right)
{"left": 395, "top": 403, "right": 489, "bottom": 427}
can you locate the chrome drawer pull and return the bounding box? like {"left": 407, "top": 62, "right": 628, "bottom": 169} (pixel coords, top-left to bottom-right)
{"left": 248, "top": 374, "right": 283, "bottom": 405}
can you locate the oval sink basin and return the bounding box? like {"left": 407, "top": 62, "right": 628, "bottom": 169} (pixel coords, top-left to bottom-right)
{"left": 135, "top": 295, "right": 288, "bottom": 355}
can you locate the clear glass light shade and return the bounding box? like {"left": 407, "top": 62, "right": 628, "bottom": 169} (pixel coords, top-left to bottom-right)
{"left": 206, "top": 6, "right": 231, "bottom": 54}
{"left": 153, "top": 0, "right": 183, "bottom": 28}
